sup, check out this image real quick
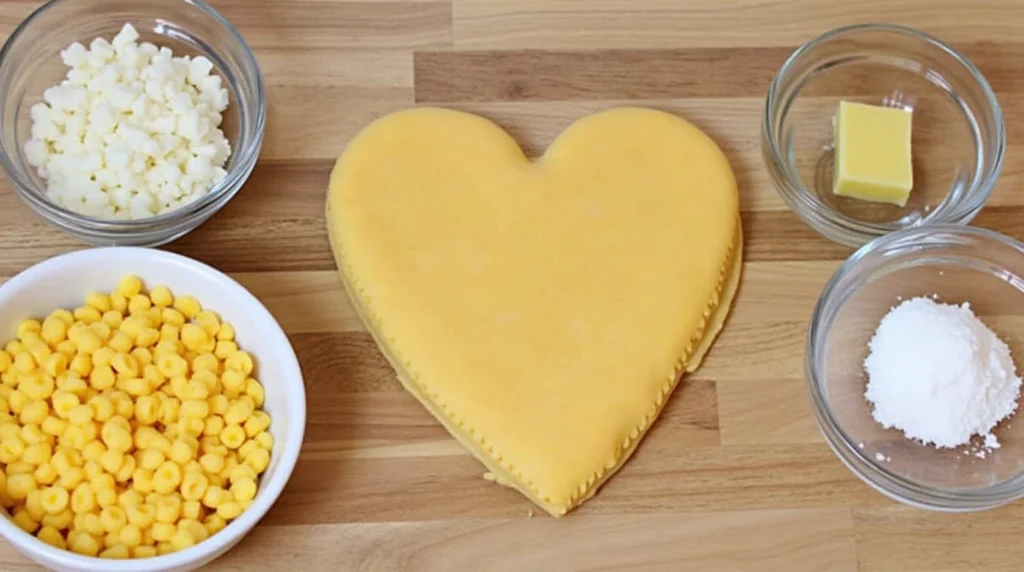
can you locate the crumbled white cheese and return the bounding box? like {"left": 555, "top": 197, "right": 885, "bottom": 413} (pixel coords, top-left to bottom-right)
{"left": 864, "top": 297, "right": 1021, "bottom": 449}
{"left": 24, "top": 23, "right": 232, "bottom": 220}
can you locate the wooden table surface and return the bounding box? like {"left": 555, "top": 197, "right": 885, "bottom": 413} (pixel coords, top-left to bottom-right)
{"left": 1, "top": 0, "right": 1024, "bottom": 570}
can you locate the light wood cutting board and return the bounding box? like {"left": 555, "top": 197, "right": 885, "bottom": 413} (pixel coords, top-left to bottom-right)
{"left": 2, "top": 0, "right": 1024, "bottom": 570}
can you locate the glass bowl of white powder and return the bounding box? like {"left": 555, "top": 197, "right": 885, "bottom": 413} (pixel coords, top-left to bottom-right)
{"left": 0, "top": 0, "right": 265, "bottom": 246}
{"left": 808, "top": 224, "right": 1024, "bottom": 511}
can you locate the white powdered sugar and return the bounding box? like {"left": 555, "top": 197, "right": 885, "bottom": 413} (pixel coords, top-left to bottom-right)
{"left": 864, "top": 296, "right": 1022, "bottom": 449}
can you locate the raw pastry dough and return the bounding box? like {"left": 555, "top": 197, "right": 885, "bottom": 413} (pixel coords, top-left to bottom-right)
{"left": 327, "top": 107, "right": 742, "bottom": 516}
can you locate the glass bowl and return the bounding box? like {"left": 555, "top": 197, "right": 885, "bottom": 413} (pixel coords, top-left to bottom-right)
{"left": 763, "top": 23, "right": 1005, "bottom": 248}
{"left": 0, "top": 0, "right": 265, "bottom": 247}
{"left": 808, "top": 224, "right": 1024, "bottom": 511}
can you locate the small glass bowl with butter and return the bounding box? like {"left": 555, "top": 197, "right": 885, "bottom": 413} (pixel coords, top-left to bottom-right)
{"left": 0, "top": 0, "right": 265, "bottom": 246}
{"left": 762, "top": 23, "right": 1005, "bottom": 247}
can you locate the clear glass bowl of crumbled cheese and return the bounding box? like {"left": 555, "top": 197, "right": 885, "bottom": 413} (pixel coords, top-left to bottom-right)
{"left": 0, "top": 0, "right": 265, "bottom": 246}
{"left": 808, "top": 224, "right": 1024, "bottom": 511}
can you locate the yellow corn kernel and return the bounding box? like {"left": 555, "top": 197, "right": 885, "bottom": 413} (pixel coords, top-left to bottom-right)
{"left": 221, "top": 369, "right": 245, "bottom": 394}
{"left": 180, "top": 471, "right": 209, "bottom": 502}
{"left": 153, "top": 461, "right": 183, "bottom": 495}
{"left": 203, "top": 450, "right": 229, "bottom": 475}
{"left": 56, "top": 372, "right": 88, "bottom": 396}
{"left": 194, "top": 310, "right": 218, "bottom": 334}
{"left": 127, "top": 295, "right": 151, "bottom": 315}
{"left": 24, "top": 489, "right": 45, "bottom": 521}
{"left": 117, "top": 275, "right": 142, "bottom": 297}
{"left": 49, "top": 390, "right": 78, "bottom": 419}
{"left": 172, "top": 295, "right": 201, "bottom": 319}
{"left": 74, "top": 330, "right": 103, "bottom": 355}
{"left": 156, "top": 353, "right": 188, "bottom": 379}
{"left": 73, "top": 306, "right": 102, "bottom": 323}
{"left": 13, "top": 507, "right": 39, "bottom": 533}
{"left": 20, "top": 423, "right": 45, "bottom": 445}
{"left": 20, "top": 400, "right": 49, "bottom": 426}
{"left": 40, "top": 319, "right": 67, "bottom": 347}
{"left": 13, "top": 352, "right": 35, "bottom": 374}
{"left": 130, "top": 348, "right": 153, "bottom": 369}
{"left": 66, "top": 355, "right": 90, "bottom": 379}
{"left": 215, "top": 500, "right": 243, "bottom": 520}
{"left": 33, "top": 463, "right": 57, "bottom": 486}
{"left": 41, "top": 506, "right": 73, "bottom": 530}
{"left": 204, "top": 514, "right": 226, "bottom": 536}
{"left": 116, "top": 523, "right": 142, "bottom": 548}
{"left": 126, "top": 395, "right": 156, "bottom": 427}
{"left": 223, "top": 399, "right": 252, "bottom": 426}
{"left": 105, "top": 332, "right": 131, "bottom": 356}
{"left": 58, "top": 465, "right": 85, "bottom": 489}
{"left": 50, "top": 447, "right": 79, "bottom": 473}
{"left": 204, "top": 393, "right": 228, "bottom": 416}
{"left": 178, "top": 398, "right": 208, "bottom": 420}
{"left": 0, "top": 351, "right": 10, "bottom": 373}
{"left": 167, "top": 441, "right": 191, "bottom": 465}
{"left": 242, "top": 448, "right": 268, "bottom": 474}
{"left": 101, "top": 310, "right": 123, "bottom": 329}
{"left": 130, "top": 545, "right": 155, "bottom": 559}
{"left": 129, "top": 467, "right": 153, "bottom": 494}
{"left": 123, "top": 377, "right": 149, "bottom": 397}
{"left": 110, "top": 353, "right": 138, "bottom": 378}
{"left": 179, "top": 324, "right": 207, "bottom": 352}
{"left": 111, "top": 394, "right": 133, "bottom": 419}
{"left": 138, "top": 448, "right": 164, "bottom": 472}
{"left": 169, "top": 528, "right": 195, "bottom": 551}
{"left": 150, "top": 521, "right": 175, "bottom": 543}
{"left": 100, "top": 505, "right": 127, "bottom": 534}
{"left": 131, "top": 326, "right": 157, "bottom": 349}
{"left": 212, "top": 322, "right": 235, "bottom": 342}
{"left": 159, "top": 325, "right": 180, "bottom": 345}
{"left": 213, "top": 340, "right": 237, "bottom": 360}
{"left": 101, "top": 421, "right": 132, "bottom": 453}
{"left": 36, "top": 525, "right": 66, "bottom": 549}
{"left": 161, "top": 308, "right": 185, "bottom": 330}
{"left": 67, "top": 530, "right": 100, "bottom": 556}
{"left": 229, "top": 476, "right": 257, "bottom": 502}
{"left": 89, "top": 321, "right": 112, "bottom": 343}
{"left": 40, "top": 485, "right": 69, "bottom": 513}
{"left": 8, "top": 472, "right": 37, "bottom": 499}
{"left": 217, "top": 423, "right": 245, "bottom": 450}
{"left": 159, "top": 397, "right": 181, "bottom": 425}
{"left": 181, "top": 499, "right": 202, "bottom": 520}
{"left": 155, "top": 494, "right": 182, "bottom": 523}
{"left": 91, "top": 348, "right": 113, "bottom": 369}
{"left": 22, "top": 441, "right": 52, "bottom": 465}
{"left": 99, "top": 449, "right": 123, "bottom": 475}
{"left": 88, "top": 395, "right": 114, "bottom": 422}
{"left": 66, "top": 403, "right": 94, "bottom": 426}
{"left": 100, "top": 543, "right": 130, "bottom": 559}
{"left": 84, "top": 291, "right": 111, "bottom": 312}
{"left": 70, "top": 482, "right": 95, "bottom": 513}
{"left": 6, "top": 461, "right": 33, "bottom": 476}
{"left": 142, "top": 285, "right": 171, "bottom": 309}
{"left": 125, "top": 503, "right": 155, "bottom": 529}
{"left": 82, "top": 458, "right": 103, "bottom": 479}
{"left": 17, "top": 319, "right": 42, "bottom": 340}
{"left": 0, "top": 436, "right": 25, "bottom": 464}
{"left": 118, "top": 489, "right": 143, "bottom": 509}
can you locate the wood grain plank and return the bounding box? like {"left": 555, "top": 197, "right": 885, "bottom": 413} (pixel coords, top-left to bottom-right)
{"left": 853, "top": 506, "right": 1024, "bottom": 571}
{"left": 215, "top": 0, "right": 453, "bottom": 50}
{"left": 717, "top": 379, "right": 821, "bottom": 445}
{"left": 259, "top": 49, "right": 414, "bottom": 88}
{"left": 414, "top": 48, "right": 790, "bottom": 102}
{"left": 452, "top": 0, "right": 1024, "bottom": 50}
{"left": 414, "top": 44, "right": 1024, "bottom": 103}
{"left": 206, "top": 510, "right": 858, "bottom": 572}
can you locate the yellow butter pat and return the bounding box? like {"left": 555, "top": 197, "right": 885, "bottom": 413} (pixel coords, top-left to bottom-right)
{"left": 833, "top": 100, "right": 913, "bottom": 206}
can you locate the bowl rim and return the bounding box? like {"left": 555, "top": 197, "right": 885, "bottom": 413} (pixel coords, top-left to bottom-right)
{"left": 762, "top": 22, "right": 1006, "bottom": 248}
{"left": 807, "top": 224, "right": 1024, "bottom": 511}
{"left": 0, "top": 247, "right": 306, "bottom": 570}
{"left": 0, "top": 0, "right": 267, "bottom": 230}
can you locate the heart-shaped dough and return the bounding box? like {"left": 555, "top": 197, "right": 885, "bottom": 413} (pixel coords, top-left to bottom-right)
{"left": 327, "top": 107, "right": 742, "bottom": 516}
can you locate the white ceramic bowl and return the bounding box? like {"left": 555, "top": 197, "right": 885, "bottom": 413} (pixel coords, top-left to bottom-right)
{"left": 0, "top": 248, "right": 305, "bottom": 571}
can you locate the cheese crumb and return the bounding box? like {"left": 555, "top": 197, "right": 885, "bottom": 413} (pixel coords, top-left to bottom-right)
{"left": 864, "top": 297, "right": 1021, "bottom": 449}
{"left": 24, "top": 24, "right": 231, "bottom": 220}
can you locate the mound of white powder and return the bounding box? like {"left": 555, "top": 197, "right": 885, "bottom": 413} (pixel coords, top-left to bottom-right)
{"left": 863, "top": 296, "right": 1022, "bottom": 449}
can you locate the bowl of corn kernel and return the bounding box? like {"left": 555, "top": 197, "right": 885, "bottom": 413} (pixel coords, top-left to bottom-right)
{"left": 0, "top": 248, "right": 305, "bottom": 572}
